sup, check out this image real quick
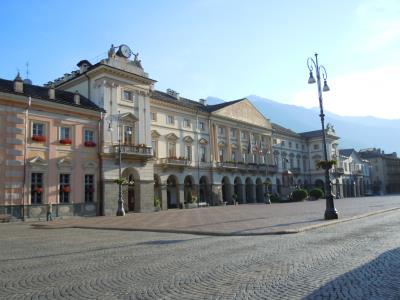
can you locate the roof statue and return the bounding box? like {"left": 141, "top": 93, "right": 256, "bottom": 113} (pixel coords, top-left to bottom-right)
{"left": 326, "top": 123, "right": 335, "bottom": 133}
{"left": 108, "top": 44, "right": 116, "bottom": 59}
{"left": 133, "top": 52, "right": 143, "bottom": 69}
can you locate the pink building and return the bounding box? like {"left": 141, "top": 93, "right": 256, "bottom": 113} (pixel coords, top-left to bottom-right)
{"left": 0, "top": 74, "right": 104, "bottom": 219}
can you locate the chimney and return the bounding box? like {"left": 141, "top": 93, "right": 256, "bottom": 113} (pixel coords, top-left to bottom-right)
{"left": 48, "top": 85, "right": 55, "bottom": 100}
{"left": 166, "top": 88, "right": 180, "bottom": 99}
{"left": 199, "top": 98, "right": 207, "bottom": 106}
{"left": 13, "top": 72, "right": 23, "bottom": 93}
{"left": 76, "top": 60, "right": 92, "bottom": 74}
{"left": 74, "top": 91, "right": 80, "bottom": 105}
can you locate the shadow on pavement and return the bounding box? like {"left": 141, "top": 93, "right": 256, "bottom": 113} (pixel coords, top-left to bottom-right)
{"left": 302, "top": 247, "right": 400, "bottom": 299}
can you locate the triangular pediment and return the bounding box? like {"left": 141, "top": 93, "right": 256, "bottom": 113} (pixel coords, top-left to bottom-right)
{"left": 183, "top": 136, "right": 194, "bottom": 143}
{"left": 211, "top": 99, "right": 272, "bottom": 129}
{"left": 120, "top": 112, "right": 138, "bottom": 122}
{"left": 166, "top": 133, "right": 178, "bottom": 141}
{"left": 57, "top": 158, "right": 73, "bottom": 168}
{"left": 83, "top": 161, "right": 97, "bottom": 169}
{"left": 199, "top": 138, "right": 208, "bottom": 145}
{"left": 151, "top": 130, "right": 161, "bottom": 138}
{"left": 28, "top": 156, "right": 47, "bottom": 166}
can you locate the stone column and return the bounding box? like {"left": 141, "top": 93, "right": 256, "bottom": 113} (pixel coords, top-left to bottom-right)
{"left": 179, "top": 184, "right": 185, "bottom": 208}
{"left": 211, "top": 183, "right": 222, "bottom": 205}
{"left": 103, "top": 179, "right": 119, "bottom": 216}
{"left": 161, "top": 184, "right": 167, "bottom": 210}
{"left": 137, "top": 180, "right": 154, "bottom": 212}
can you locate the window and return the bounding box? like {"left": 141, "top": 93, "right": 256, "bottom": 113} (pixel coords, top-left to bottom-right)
{"left": 289, "top": 142, "right": 292, "bottom": 148}
{"left": 200, "top": 146, "right": 206, "bottom": 162}
{"left": 123, "top": 126, "right": 133, "bottom": 144}
{"left": 123, "top": 90, "right": 133, "bottom": 102}
{"left": 60, "top": 127, "right": 70, "bottom": 139}
{"left": 59, "top": 174, "right": 70, "bottom": 203}
{"left": 297, "top": 158, "right": 301, "bottom": 169}
{"left": 261, "top": 136, "right": 265, "bottom": 142}
{"left": 231, "top": 150, "right": 237, "bottom": 161}
{"left": 296, "top": 143, "right": 299, "bottom": 149}
{"left": 241, "top": 131, "right": 246, "bottom": 139}
{"left": 183, "top": 119, "right": 191, "bottom": 128}
{"left": 168, "top": 142, "right": 176, "bottom": 158}
{"left": 151, "top": 112, "right": 157, "bottom": 122}
{"left": 32, "top": 123, "right": 44, "bottom": 136}
{"left": 218, "top": 126, "right": 224, "bottom": 135}
{"left": 313, "top": 144, "right": 320, "bottom": 150}
{"left": 219, "top": 147, "right": 224, "bottom": 162}
{"left": 303, "top": 159, "right": 307, "bottom": 171}
{"left": 302, "top": 144, "right": 305, "bottom": 150}
{"left": 282, "top": 158, "right": 287, "bottom": 169}
{"left": 198, "top": 121, "right": 205, "bottom": 131}
{"left": 152, "top": 140, "right": 158, "bottom": 158}
{"left": 31, "top": 173, "right": 43, "bottom": 204}
{"left": 290, "top": 158, "right": 294, "bottom": 168}
{"left": 231, "top": 128, "right": 236, "bottom": 138}
{"left": 85, "top": 175, "right": 94, "bottom": 203}
{"left": 186, "top": 145, "right": 192, "bottom": 161}
{"left": 84, "top": 130, "right": 94, "bottom": 142}
{"left": 273, "top": 139, "right": 277, "bottom": 145}
{"left": 167, "top": 115, "right": 174, "bottom": 125}
{"left": 281, "top": 141, "right": 285, "bottom": 146}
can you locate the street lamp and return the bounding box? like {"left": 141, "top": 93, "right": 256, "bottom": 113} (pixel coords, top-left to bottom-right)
{"left": 108, "top": 111, "right": 125, "bottom": 216}
{"left": 307, "top": 53, "right": 338, "bottom": 220}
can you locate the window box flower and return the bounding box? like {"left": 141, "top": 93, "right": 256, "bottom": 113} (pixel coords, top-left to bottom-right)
{"left": 32, "top": 135, "right": 46, "bottom": 142}
{"left": 84, "top": 141, "right": 96, "bottom": 147}
{"left": 60, "top": 138, "right": 72, "bottom": 145}
{"left": 34, "top": 187, "right": 43, "bottom": 193}
{"left": 62, "top": 186, "right": 71, "bottom": 193}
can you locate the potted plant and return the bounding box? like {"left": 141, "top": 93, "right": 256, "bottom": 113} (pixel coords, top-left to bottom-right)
{"left": 32, "top": 135, "right": 46, "bottom": 142}
{"left": 63, "top": 186, "right": 70, "bottom": 193}
{"left": 84, "top": 141, "right": 96, "bottom": 147}
{"left": 154, "top": 197, "right": 161, "bottom": 211}
{"left": 60, "top": 138, "right": 72, "bottom": 145}
{"left": 34, "top": 187, "right": 43, "bottom": 193}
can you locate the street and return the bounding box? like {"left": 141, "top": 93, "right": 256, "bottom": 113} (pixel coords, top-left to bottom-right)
{"left": 1, "top": 209, "right": 400, "bottom": 299}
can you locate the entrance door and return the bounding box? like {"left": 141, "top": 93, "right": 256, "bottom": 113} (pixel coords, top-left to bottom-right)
{"left": 128, "top": 187, "right": 135, "bottom": 212}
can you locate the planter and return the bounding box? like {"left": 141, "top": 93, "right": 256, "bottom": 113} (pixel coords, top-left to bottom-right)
{"left": 62, "top": 186, "right": 70, "bottom": 193}
{"left": 84, "top": 141, "right": 96, "bottom": 147}
{"left": 34, "top": 187, "right": 43, "bottom": 193}
{"left": 60, "top": 139, "right": 72, "bottom": 145}
{"left": 184, "top": 203, "right": 198, "bottom": 209}
{"left": 32, "top": 135, "right": 46, "bottom": 142}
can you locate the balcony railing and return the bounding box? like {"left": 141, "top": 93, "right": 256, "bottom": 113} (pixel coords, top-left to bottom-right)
{"left": 112, "top": 145, "right": 153, "bottom": 158}
{"left": 158, "top": 158, "right": 190, "bottom": 167}
{"left": 267, "top": 164, "right": 278, "bottom": 174}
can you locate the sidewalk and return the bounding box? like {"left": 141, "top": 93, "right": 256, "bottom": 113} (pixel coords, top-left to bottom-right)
{"left": 31, "top": 196, "right": 400, "bottom": 236}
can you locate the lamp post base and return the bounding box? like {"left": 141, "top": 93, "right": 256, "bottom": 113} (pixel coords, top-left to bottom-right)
{"left": 116, "top": 200, "right": 125, "bottom": 216}
{"left": 324, "top": 208, "right": 338, "bottom": 220}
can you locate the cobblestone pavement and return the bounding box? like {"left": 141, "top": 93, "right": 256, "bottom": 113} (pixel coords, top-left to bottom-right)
{"left": 2, "top": 209, "right": 400, "bottom": 299}
{"left": 33, "top": 196, "right": 400, "bottom": 235}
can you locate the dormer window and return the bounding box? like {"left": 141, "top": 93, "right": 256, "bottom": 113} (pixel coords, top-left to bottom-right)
{"left": 123, "top": 90, "right": 134, "bottom": 102}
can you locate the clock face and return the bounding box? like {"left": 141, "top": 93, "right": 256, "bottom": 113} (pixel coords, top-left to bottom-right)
{"left": 119, "top": 45, "right": 131, "bottom": 58}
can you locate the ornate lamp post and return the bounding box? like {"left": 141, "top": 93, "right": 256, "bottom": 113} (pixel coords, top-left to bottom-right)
{"left": 307, "top": 53, "right": 338, "bottom": 220}
{"left": 107, "top": 111, "right": 126, "bottom": 216}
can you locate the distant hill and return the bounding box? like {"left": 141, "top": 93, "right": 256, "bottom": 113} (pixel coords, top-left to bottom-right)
{"left": 206, "top": 95, "right": 400, "bottom": 155}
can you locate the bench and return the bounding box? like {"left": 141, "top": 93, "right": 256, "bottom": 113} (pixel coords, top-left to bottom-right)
{"left": 198, "top": 202, "right": 209, "bottom": 208}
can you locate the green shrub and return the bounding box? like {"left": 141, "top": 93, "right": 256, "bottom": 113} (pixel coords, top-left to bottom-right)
{"left": 309, "top": 188, "right": 324, "bottom": 200}
{"left": 154, "top": 198, "right": 161, "bottom": 208}
{"left": 270, "top": 194, "right": 281, "bottom": 203}
{"left": 291, "top": 189, "right": 308, "bottom": 202}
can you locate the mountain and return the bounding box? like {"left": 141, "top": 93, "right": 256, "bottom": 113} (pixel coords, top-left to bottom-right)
{"left": 206, "top": 95, "right": 400, "bottom": 155}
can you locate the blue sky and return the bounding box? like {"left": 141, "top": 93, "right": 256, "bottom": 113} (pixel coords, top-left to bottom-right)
{"left": 1, "top": 0, "right": 399, "bottom": 119}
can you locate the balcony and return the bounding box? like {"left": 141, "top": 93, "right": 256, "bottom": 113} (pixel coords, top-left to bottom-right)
{"left": 267, "top": 164, "right": 278, "bottom": 174}
{"left": 332, "top": 167, "right": 344, "bottom": 177}
{"left": 217, "top": 162, "right": 238, "bottom": 170}
{"left": 112, "top": 145, "right": 153, "bottom": 159}
{"left": 158, "top": 157, "right": 190, "bottom": 168}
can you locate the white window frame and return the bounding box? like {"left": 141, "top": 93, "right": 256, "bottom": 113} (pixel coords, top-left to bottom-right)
{"left": 84, "top": 129, "right": 95, "bottom": 142}
{"left": 123, "top": 90, "right": 134, "bottom": 102}
{"left": 167, "top": 115, "right": 174, "bottom": 125}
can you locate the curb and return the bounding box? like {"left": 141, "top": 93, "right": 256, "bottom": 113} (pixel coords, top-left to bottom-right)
{"left": 31, "top": 207, "right": 400, "bottom": 237}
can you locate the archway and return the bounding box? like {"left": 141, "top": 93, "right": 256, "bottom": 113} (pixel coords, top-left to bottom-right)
{"left": 167, "top": 175, "right": 179, "bottom": 209}
{"left": 222, "top": 176, "right": 232, "bottom": 204}
{"left": 256, "top": 178, "right": 264, "bottom": 203}
{"left": 276, "top": 178, "right": 281, "bottom": 194}
{"left": 315, "top": 179, "right": 324, "bottom": 192}
{"left": 199, "top": 176, "right": 209, "bottom": 205}
{"left": 265, "top": 178, "right": 272, "bottom": 194}
{"left": 245, "top": 177, "right": 255, "bottom": 203}
{"left": 234, "top": 177, "right": 244, "bottom": 204}
{"left": 121, "top": 168, "right": 140, "bottom": 213}
{"left": 154, "top": 174, "right": 162, "bottom": 209}
{"left": 184, "top": 175, "right": 195, "bottom": 204}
